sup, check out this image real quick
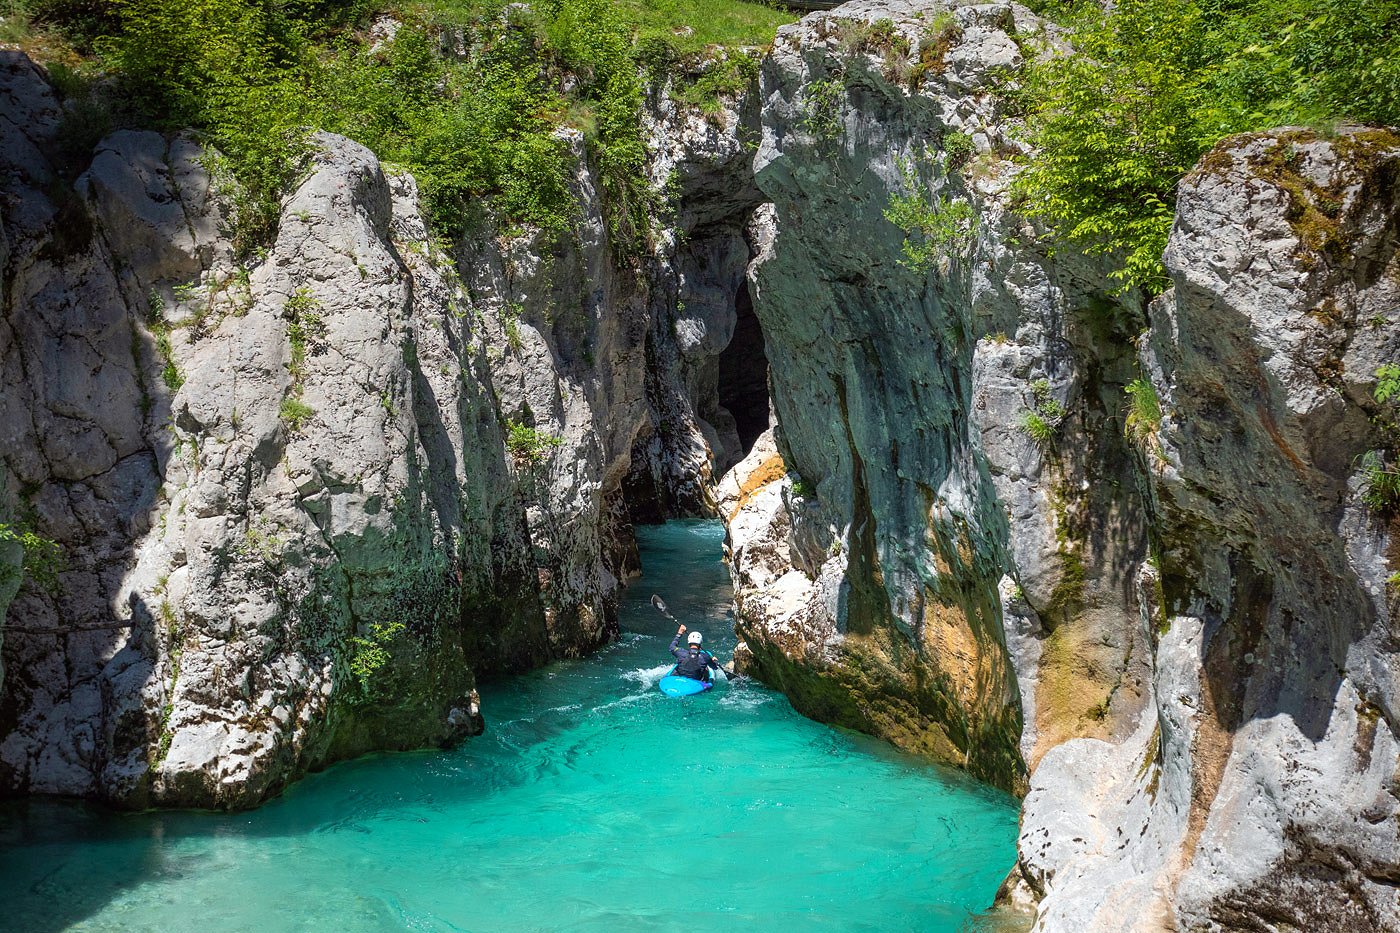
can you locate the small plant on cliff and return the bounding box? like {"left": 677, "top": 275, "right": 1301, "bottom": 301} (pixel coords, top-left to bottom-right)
{"left": 283, "top": 288, "right": 326, "bottom": 384}
{"left": 279, "top": 397, "right": 315, "bottom": 434}
{"left": 1019, "top": 378, "right": 1068, "bottom": 448}
{"left": 0, "top": 521, "right": 64, "bottom": 593}
{"left": 800, "top": 78, "right": 845, "bottom": 142}
{"left": 789, "top": 476, "right": 815, "bottom": 499}
{"left": 1374, "top": 364, "right": 1400, "bottom": 404}
{"left": 942, "top": 130, "right": 975, "bottom": 171}
{"left": 885, "top": 156, "right": 977, "bottom": 271}
{"left": 1123, "top": 377, "right": 1163, "bottom": 452}
{"left": 348, "top": 620, "right": 406, "bottom": 699}
{"left": 146, "top": 290, "right": 183, "bottom": 391}
{"left": 1360, "top": 364, "right": 1400, "bottom": 515}
{"left": 909, "top": 9, "right": 962, "bottom": 86}
{"left": 505, "top": 420, "right": 563, "bottom": 467}
{"left": 1359, "top": 451, "right": 1400, "bottom": 515}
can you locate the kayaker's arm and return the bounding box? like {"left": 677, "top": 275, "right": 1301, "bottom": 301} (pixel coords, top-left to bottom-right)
{"left": 669, "top": 626, "right": 685, "bottom": 659}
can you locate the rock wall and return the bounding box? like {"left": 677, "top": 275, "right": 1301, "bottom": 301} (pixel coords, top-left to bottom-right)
{"left": 729, "top": 0, "right": 1139, "bottom": 795}
{"left": 721, "top": 2, "right": 1400, "bottom": 929}
{"left": 1016, "top": 129, "right": 1400, "bottom": 932}
{"left": 0, "top": 49, "right": 753, "bottom": 808}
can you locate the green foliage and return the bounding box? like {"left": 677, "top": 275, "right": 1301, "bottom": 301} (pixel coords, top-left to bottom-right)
{"left": 109, "top": 0, "right": 318, "bottom": 253}
{"left": 673, "top": 51, "right": 760, "bottom": 117}
{"left": 1123, "top": 377, "right": 1163, "bottom": 449}
{"left": 348, "top": 620, "right": 406, "bottom": 698}
{"left": 0, "top": 521, "right": 64, "bottom": 593}
{"left": 909, "top": 9, "right": 961, "bottom": 85}
{"left": 283, "top": 287, "right": 326, "bottom": 384}
{"left": 145, "top": 289, "right": 183, "bottom": 391}
{"left": 884, "top": 157, "right": 977, "bottom": 271}
{"left": 505, "top": 419, "right": 563, "bottom": 466}
{"left": 68, "top": 0, "right": 787, "bottom": 255}
{"left": 1374, "top": 364, "right": 1400, "bottom": 404}
{"left": 1359, "top": 450, "right": 1400, "bottom": 515}
{"left": 800, "top": 78, "right": 845, "bottom": 142}
{"left": 789, "top": 476, "right": 815, "bottom": 499}
{"left": 835, "top": 16, "right": 910, "bottom": 60}
{"left": 942, "top": 130, "right": 974, "bottom": 171}
{"left": 279, "top": 397, "right": 315, "bottom": 433}
{"left": 1019, "top": 378, "right": 1068, "bottom": 447}
{"left": 1015, "top": 0, "right": 1400, "bottom": 293}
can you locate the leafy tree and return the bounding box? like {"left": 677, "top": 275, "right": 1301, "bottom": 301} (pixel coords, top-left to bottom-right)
{"left": 1015, "top": 0, "right": 1400, "bottom": 293}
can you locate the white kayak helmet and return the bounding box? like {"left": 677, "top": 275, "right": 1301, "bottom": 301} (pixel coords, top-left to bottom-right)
{"left": 687, "top": 631, "right": 703, "bottom": 645}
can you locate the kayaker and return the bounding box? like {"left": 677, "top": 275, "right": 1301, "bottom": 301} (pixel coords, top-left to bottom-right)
{"left": 670, "top": 624, "right": 719, "bottom": 683}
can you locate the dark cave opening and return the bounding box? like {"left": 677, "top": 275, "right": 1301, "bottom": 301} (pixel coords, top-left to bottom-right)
{"left": 717, "top": 283, "right": 770, "bottom": 459}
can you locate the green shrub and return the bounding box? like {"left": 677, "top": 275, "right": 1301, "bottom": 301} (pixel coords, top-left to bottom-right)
{"left": 800, "top": 78, "right": 845, "bottom": 142}
{"left": 81, "top": 0, "right": 733, "bottom": 254}
{"left": 1123, "top": 377, "right": 1163, "bottom": 449}
{"left": 348, "top": 620, "right": 406, "bottom": 698}
{"left": 674, "top": 52, "right": 760, "bottom": 116}
{"left": 789, "top": 476, "right": 815, "bottom": 499}
{"left": 1015, "top": 0, "right": 1400, "bottom": 294}
{"left": 943, "top": 130, "right": 974, "bottom": 171}
{"left": 109, "top": 0, "right": 318, "bottom": 253}
{"left": 1374, "top": 364, "right": 1400, "bottom": 404}
{"left": 505, "top": 419, "right": 563, "bottom": 466}
{"left": 884, "top": 157, "right": 977, "bottom": 271}
{"left": 0, "top": 521, "right": 64, "bottom": 593}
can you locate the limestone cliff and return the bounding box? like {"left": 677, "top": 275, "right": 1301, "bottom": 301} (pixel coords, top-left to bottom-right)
{"left": 0, "top": 49, "right": 752, "bottom": 808}
{"left": 720, "top": 1, "right": 1400, "bottom": 929}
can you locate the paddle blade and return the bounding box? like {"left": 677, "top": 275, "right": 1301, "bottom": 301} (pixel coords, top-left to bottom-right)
{"left": 651, "top": 594, "right": 668, "bottom": 615}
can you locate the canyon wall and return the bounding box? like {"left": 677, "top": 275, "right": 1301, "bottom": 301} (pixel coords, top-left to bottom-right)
{"left": 0, "top": 48, "right": 754, "bottom": 808}
{"left": 723, "top": 1, "right": 1400, "bottom": 929}
{"left": 4, "top": 2, "right": 1399, "bottom": 929}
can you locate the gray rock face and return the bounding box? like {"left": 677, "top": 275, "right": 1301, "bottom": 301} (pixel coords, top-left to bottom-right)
{"left": 0, "top": 51, "right": 752, "bottom": 808}
{"left": 730, "top": 0, "right": 1140, "bottom": 793}
{"left": 1009, "top": 130, "right": 1400, "bottom": 933}
{"left": 720, "top": 4, "right": 1400, "bottom": 929}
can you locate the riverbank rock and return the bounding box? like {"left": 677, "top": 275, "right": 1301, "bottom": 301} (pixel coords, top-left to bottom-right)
{"left": 728, "top": 0, "right": 1143, "bottom": 796}
{"left": 1018, "top": 128, "right": 1400, "bottom": 932}
{"left": 0, "top": 48, "right": 760, "bottom": 808}
{"left": 720, "top": 2, "right": 1400, "bottom": 929}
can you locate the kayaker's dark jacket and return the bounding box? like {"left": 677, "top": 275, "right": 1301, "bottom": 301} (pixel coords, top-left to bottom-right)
{"left": 670, "top": 635, "right": 719, "bottom": 681}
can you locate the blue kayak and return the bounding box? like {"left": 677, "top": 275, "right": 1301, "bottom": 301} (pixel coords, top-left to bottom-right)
{"left": 658, "top": 665, "right": 713, "bottom": 697}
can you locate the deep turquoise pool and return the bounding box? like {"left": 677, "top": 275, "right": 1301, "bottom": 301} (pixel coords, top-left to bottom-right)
{"left": 0, "top": 521, "right": 1020, "bottom": 932}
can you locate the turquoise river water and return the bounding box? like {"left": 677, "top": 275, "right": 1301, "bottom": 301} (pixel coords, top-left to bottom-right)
{"left": 0, "top": 521, "right": 1020, "bottom": 932}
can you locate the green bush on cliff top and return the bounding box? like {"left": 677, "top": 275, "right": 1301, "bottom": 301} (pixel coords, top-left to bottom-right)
{"left": 42, "top": 0, "right": 790, "bottom": 253}
{"left": 1015, "top": 0, "right": 1400, "bottom": 293}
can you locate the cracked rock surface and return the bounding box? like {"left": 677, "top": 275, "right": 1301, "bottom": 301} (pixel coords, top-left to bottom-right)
{"left": 720, "top": 3, "right": 1400, "bottom": 929}
{"left": 0, "top": 50, "right": 756, "bottom": 808}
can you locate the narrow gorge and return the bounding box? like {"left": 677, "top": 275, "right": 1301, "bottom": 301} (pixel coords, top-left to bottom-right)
{"left": 2, "top": 0, "right": 1397, "bottom": 930}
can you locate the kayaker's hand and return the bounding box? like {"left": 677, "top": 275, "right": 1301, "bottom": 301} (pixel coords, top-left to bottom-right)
{"left": 677, "top": 624, "right": 686, "bottom": 635}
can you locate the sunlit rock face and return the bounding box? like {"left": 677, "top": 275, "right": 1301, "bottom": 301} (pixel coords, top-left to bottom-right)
{"left": 1003, "top": 129, "right": 1400, "bottom": 933}
{"left": 720, "top": 2, "right": 1400, "bottom": 929}
{"left": 0, "top": 49, "right": 758, "bottom": 809}
{"left": 726, "top": 0, "right": 1147, "bottom": 797}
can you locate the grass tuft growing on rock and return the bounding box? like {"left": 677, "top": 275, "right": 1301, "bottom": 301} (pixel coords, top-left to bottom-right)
{"left": 1123, "top": 377, "right": 1163, "bottom": 452}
